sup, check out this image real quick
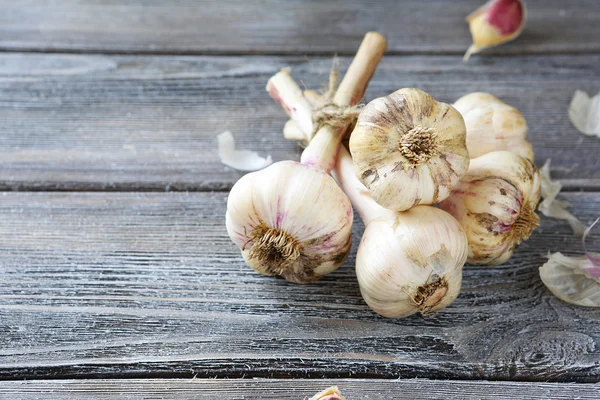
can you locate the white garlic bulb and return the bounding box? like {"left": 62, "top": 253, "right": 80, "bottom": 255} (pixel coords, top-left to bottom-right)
{"left": 454, "top": 92, "right": 534, "bottom": 161}
{"left": 439, "top": 151, "right": 541, "bottom": 266}
{"left": 349, "top": 88, "right": 469, "bottom": 211}
{"left": 334, "top": 146, "right": 468, "bottom": 318}
{"left": 226, "top": 160, "right": 353, "bottom": 283}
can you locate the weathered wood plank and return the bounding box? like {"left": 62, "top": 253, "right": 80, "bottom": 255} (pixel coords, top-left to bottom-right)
{"left": 0, "top": 1, "right": 598, "bottom": 55}
{"left": 0, "top": 53, "right": 598, "bottom": 190}
{"left": 0, "top": 379, "right": 599, "bottom": 399}
{"left": 0, "top": 192, "right": 599, "bottom": 381}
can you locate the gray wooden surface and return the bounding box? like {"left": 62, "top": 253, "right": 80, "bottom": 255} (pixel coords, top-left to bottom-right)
{"left": 0, "top": 1, "right": 598, "bottom": 55}
{"left": 1, "top": 192, "right": 599, "bottom": 381}
{"left": 1, "top": 53, "right": 599, "bottom": 191}
{"left": 0, "top": 0, "right": 599, "bottom": 396}
{"left": 0, "top": 379, "right": 599, "bottom": 399}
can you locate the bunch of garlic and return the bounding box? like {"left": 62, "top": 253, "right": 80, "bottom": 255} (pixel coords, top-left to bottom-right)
{"left": 257, "top": 31, "right": 542, "bottom": 318}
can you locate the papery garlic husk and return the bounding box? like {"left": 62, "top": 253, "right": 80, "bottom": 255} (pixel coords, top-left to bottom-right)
{"left": 333, "top": 145, "right": 467, "bottom": 318}
{"left": 464, "top": 0, "right": 527, "bottom": 60}
{"left": 349, "top": 88, "right": 469, "bottom": 211}
{"left": 226, "top": 161, "right": 353, "bottom": 284}
{"left": 356, "top": 205, "right": 468, "bottom": 318}
{"left": 439, "top": 151, "right": 541, "bottom": 265}
{"left": 454, "top": 92, "right": 534, "bottom": 161}
{"left": 540, "top": 252, "right": 600, "bottom": 307}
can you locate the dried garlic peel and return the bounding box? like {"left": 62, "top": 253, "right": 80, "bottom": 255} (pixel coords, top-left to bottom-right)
{"left": 217, "top": 131, "right": 272, "bottom": 171}
{"left": 540, "top": 253, "right": 600, "bottom": 307}
{"left": 538, "top": 159, "right": 587, "bottom": 236}
{"left": 569, "top": 90, "right": 600, "bottom": 136}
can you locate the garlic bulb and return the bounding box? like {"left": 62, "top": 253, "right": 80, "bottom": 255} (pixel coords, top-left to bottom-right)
{"left": 454, "top": 92, "right": 534, "bottom": 161}
{"left": 227, "top": 32, "right": 387, "bottom": 283}
{"left": 349, "top": 88, "right": 469, "bottom": 211}
{"left": 334, "top": 145, "right": 468, "bottom": 318}
{"left": 226, "top": 161, "right": 353, "bottom": 283}
{"left": 464, "top": 0, "right": 526, "bottom": 61}
{"left": 439, "top": 151, "right": 541, "bottom": 265}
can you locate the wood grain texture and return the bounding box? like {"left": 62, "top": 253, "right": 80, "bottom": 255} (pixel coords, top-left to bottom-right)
{"left": 1, "top": 53, "right": 599, "bottom": 191}
{"left": 0, "top": 379, "right": 599, "bottom": 399}
{"left": 1, "top": 192, "right": 599, "bottom": 382}
{"left": 0, "top": 1, "right": 598, "bottom": 55}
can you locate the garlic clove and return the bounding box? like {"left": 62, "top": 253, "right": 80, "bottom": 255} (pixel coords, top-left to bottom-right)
{"left": 310, "top": 386, "right": 346, "bottom": 400}
{"left": 349, "top": 88, "right": 469, "bottom": 211}
{"left": 454, "top": 92, "right": 533, "bottom": 161}
{"left": 439, "top": 151, "right": 541, "bottom": 265}
{"left": 464, "top": 0, "right": 527, "bottom": 61}
{"left": 540, "top": 253, "right": 600, "bottom": 307}
{"left": 356, "top": 206, "right": 467, "bottom": 318}
{"left": 226, "top": 161, "right": 353, "bottom": 284}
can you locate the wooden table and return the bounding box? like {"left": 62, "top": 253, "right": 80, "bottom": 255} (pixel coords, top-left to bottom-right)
{"left": 1, "top": 1, "right": 599, "bottom": 398}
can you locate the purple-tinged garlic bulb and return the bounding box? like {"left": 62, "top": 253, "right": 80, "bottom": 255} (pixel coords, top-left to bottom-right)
{"left": 439, "top": 151, "right": 541, "bottom": 265}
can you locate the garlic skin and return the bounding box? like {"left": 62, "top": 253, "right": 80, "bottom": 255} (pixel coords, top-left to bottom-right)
{"left": 439, "top": 151, "right": 541, "bottom": 265}
{"left": 349, "top": 88, "right": 469, "bottom": 211}
{"left": 454, "top": 92, "right": 534, "bottom": 161}
{"left": 464, "top": 0, "right": 526, "bottom": 60}
{"left": 226, "top": 161, "right": 352, "bottom": 284}
{"left": 540, "top": 253, "right": 600, "bottom": 307}
{"left": 334, "top": 146, "right": 468, "bottom": 318}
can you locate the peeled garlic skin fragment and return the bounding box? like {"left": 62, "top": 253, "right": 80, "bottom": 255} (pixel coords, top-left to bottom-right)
{"left": 540, "top": 253, "right": 600, "bottom": 307}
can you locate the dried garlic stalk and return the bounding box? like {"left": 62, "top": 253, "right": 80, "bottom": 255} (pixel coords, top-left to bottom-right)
{"left": 309, "top": 386, "right": 346, "bottom": 400}
{"left": 538, "top": 159, "right": 586, "bottom": 236}
{"left": 540, "top": 252, "right": 600, "bottom": 307}
{"left": 569, "top": 90, "right": 600, "bottom": 136}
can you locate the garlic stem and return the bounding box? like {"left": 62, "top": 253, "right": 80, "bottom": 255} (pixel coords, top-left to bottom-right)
{"left": 333, "top": 145, "right": 391, "bottom": 224}
{"left": 274, "top": 32, "right": 387, "bottom": 174}
{"left": 266, "top": 69, "right": 314, "bottom": 138}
